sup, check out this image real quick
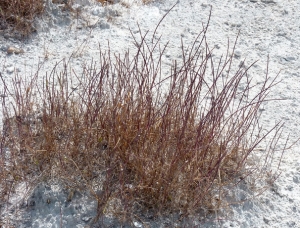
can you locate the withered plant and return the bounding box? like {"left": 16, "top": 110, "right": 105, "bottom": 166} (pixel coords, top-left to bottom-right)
{"left": 0, "top": 0, "right": 44, "bottom": 36}
{"left": 0, "top": 12, "right": 285, "bottom": 225}
{"left": 0, "top": 0, "right": 157, "bottom": 37}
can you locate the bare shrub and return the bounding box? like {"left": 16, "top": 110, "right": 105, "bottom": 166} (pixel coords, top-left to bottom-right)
{"left": 0, "top": 12, "right": 285, "bottom": 225}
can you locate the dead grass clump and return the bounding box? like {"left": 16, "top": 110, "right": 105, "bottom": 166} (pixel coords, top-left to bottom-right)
{"left": 0, "top": 13, "right": 284, "bottom": 225}
{"left": 0, "top": 0, "right": 44, "bottom": 36}
{"left": 0, "top": 0, "right": 155, "bottom": 36}
{"left": 96, "top": 0, "right": 115, "bottom": 5}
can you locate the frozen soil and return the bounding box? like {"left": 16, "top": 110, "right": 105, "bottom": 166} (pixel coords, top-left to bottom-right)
{"left": 0, "top": 0, "right": 300, "bottom": 227}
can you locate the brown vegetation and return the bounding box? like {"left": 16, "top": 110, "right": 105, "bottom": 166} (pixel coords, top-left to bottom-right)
{"left": 0, "top": 0, "right": 44, "bottom": 35}
{"left": 0, "top": 8, "right": 285, "bottom": 227}
{"left": 0, "top": 0, "right": 155, "bottom": 36}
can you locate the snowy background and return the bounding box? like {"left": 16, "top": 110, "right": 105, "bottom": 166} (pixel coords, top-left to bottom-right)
{"left": 0, "top": 0, "right": 300, "bottom": 227}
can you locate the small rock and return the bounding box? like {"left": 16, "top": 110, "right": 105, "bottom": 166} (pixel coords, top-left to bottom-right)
{"left": 287, "top": 221, "right": 296, "bottom": 226}
{"left": 286, "top": 185, "right": 293, "bottom": 191}
{"left": 214, "top": 44, "right": 220, "bottom": 49}
{"left": 277, "top": 31, "right": 287, "bottom": 36}
{"left": 82, "top": 216, "right": 92, "bottom": 222}
{"left": 230, "top": 23, "right": 242, "bottom": 28}
{"left": 261, "top": 0, "right": 276, "bottom": 3}
{"left": 6, "top": 67, "right": 15, "bottom": 74}
{"left": 92, "top": 8, "right": 101, "bottom": 16}
{"left": 106, "top": 8, "right": 121, "bottom": 17}
{"left": 133, "top": 221, "right": 143, "bottom": 228}
{"left": 263, "top": 217, "right": 270, "bottom": 224}
{"left": 19, "top": 200, "right": 28, "bottom": 209}
{"left": 7, "top": 46, "right": 24, "bottom": 54}
{"left": 76, "top": 24, "right": 83, "bottom": 29}
{"left": 99, "top": 20, "right": 110, "bottom": 30}
{"left": 1, "top": 45, "right": 7, "bottom": 51}
{"left": 4, "top": 33, "right": 11, "bottom": 39}
{"left": 292, "top": 206, "right": 297, "bottom": 212}
{"left": 73, "top": 0, "right": 91, "bottom": 5}
{"left": 282, "top": 56, "right": 295, "bottom": 62}
{"left": 87, "top": 18, "right": 99, "bottom": 28}
{"left": 52, "top": 0, "right": 66, "bottom": 3}
{"left": 286, "top": 56, "right": 296, "bottom": 61}
{"left": 234, "top": 50, "right": 242, "bottom": 59}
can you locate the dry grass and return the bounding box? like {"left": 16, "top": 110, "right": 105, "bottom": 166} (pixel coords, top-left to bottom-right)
{"left": 0, "top": 9, "right": 285, "bottom": 227}
{"left": 0, "top": 0, "right": 155, "bottom": 36}
{"left": 0, "top": 0, "right": 44, "bottom": 36}
{"left": 96, "top": 0, "right": 113, "bottom": 5}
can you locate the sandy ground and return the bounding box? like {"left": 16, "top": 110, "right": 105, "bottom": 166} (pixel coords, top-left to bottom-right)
{"left": 0, "top": 0, "right": 300, "bottom": 227}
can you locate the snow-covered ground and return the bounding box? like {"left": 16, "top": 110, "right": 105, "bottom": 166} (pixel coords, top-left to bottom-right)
{"left": 0, "top": 0, "right": 300, "bottom": 227}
